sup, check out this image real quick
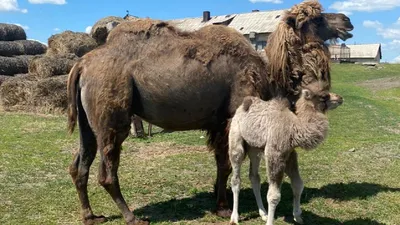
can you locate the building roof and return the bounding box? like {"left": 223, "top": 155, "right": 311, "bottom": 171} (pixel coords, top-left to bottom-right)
{"left": 169, "top": 9, "right": 285, "bottom": 34}
{"left": 329, "top": 44, "right": 382, "bottom": 59}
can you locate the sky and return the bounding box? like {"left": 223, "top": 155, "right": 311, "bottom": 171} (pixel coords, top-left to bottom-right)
{"left": 0, "top": 0, "right": 400, "bottom": 62}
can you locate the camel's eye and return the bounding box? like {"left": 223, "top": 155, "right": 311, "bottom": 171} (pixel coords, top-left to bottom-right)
{"left": 320, "top": 94, "right": 329, "bottom": 102}
{"left": 343, "top": 17, "right": 350, "bottom": 22}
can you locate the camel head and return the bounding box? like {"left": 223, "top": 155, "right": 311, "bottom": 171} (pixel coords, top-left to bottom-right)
{"left": 301, "top": 81, "right": 343, "bottom": 113}
{"left": 283, "top": 0, "right": 353, "bottom": 42}
{"left": 318, "top": 13, "right": 354, "bottom": 41}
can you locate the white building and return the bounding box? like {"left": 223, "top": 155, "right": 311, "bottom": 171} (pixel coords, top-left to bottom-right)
{"left": 170, "top": 10, "right": 284, "bottom": 51}
{"left": 329, "top": 44, "right": 382, "bottom": 63}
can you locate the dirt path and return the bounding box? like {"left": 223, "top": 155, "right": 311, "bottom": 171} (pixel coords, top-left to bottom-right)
{"left": 357, "top": 77, "right": 400, "bottom": 92}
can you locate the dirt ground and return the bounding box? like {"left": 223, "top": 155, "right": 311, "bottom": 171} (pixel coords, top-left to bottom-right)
{"left": 357, "top": 76, "right": 400, "bottom": 92}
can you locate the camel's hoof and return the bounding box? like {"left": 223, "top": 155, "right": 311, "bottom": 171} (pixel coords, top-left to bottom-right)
{"left": 294, "top": 215, "right": 304, "bottom": 224}
{"left": 216, "top": 208, "right": 232, "bottom": 218}
{"left": 127, "top": 218, "right": 150, "bottom": 225}
{"left": 261, "top": 214, "right": 268, "bottom": 222}
{"left": 83, "top": 215, "right": 107, "bottom": 225}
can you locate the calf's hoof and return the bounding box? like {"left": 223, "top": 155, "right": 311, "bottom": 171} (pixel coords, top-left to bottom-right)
{"left": 294, "top": 215, "right": 304, "bottom": 224}
{"left": 83, "top": 215, "right": 107, "bottom": 225}
{"left": 215, "top": 207, "right": 232, "bottom": 218}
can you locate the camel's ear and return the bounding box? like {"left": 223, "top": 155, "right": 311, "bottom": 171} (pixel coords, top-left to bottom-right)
{"left": 302, "top": 89, "right": 312, "bottom": 100}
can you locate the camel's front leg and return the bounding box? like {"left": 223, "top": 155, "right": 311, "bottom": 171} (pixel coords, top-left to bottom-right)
{"left": 211, "top": 126, "right": 233, "bottom": 218}
{"left": 285, "top": 151, "right": 304, "bottom": 224}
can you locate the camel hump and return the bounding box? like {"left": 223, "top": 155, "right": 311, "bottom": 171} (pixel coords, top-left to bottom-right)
{"left": 107, "top": 19, "right": 171, "bottom": 42}
{"left": 242, "top": 96, "right": 254, "bottom": 112}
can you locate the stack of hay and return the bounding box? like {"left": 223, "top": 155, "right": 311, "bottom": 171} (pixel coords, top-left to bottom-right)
{"left": 0, "top": 29, "right": 98, "bottom": 113}
{"left": 0, "top": 23, "right": 47, "bottom": 84}
{"left": 90, "top": 15, "right": 139, "bottom": 45}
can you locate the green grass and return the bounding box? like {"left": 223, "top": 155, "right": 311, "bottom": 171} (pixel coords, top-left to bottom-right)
{"left": 1, "top": 64, "right": 400, "bottom": 225}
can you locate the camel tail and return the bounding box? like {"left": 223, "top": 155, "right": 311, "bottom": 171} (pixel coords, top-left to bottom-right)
{"left": 67, "top": 62, "right": 81, "bottom": 135}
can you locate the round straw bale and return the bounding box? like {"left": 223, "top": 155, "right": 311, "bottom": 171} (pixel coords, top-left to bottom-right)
{"left": 0, "top": 75, "right": 38, "bottom": 107}
{"left": 0, "top": 23, "right": 27, "bottom": 41}
{"left": 0, "top": 74, "right": 67, "bottom": 112}
{"left": 0, "top": 55, "right": 32, "bottom": 75}
{"left": 91, "top": 16, "right": 124, "bottom": 45}
{"left": 29, "top": 54, "right": 78, "bottom": 78}
{"left": 31, "top": 75, "right": 67, "bottom": 110}
{"left": 124, "top": 15, "right": 140, "bottom": 21}
{"left": 0, "top": 75, "right": 12, "bottom": 86}
{"left": 47, "top": 31, "right": 98, "bottom": 57}
{"left": 0, "top": 40, "right": 47, "bottom": 56}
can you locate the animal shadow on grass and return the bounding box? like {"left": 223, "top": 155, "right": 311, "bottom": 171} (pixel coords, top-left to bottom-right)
{"left": 132, "top": 181, "right": 399, "bottom": 224}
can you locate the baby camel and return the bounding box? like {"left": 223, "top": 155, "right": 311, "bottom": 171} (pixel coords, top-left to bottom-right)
{"left": 229, "top": 82, "right": 343, "bottom": 225}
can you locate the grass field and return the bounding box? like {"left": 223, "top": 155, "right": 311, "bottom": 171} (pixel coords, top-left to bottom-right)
{"left": 1, "top": 64, "right": 399, "bottom": 225}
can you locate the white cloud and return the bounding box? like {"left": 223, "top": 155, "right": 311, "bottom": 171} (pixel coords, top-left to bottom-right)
{"left": 392, "top": 55, "right": 400, "bottom": 63}
{"left": 338, "top": 11, "right": 352, "bottom": 15}
{"left": 249, "top": 0, "right": 283, "bottom": 3}
{"left": 364, "top": 18, "right": 400, "bottom": 39}
{"left": 330, "top": 0, "right": 400, "bottom": 12}
{"left": 0, "top": 0, "right": 28, "bottom": 13}
{"left": 28, "top": 0, "right": 66, "bottom": 5}
{"left": 28, "top": 38, "right": 47, "bottom": 46}
{"left": 53, "top": 27, "right": 60, "bottom": 32}
{"left": 377, "top": 28, "right": 400, "bottom": 39}
{"left": 12, "top": 23, "right": 29, "bottom": 30}
{"left": 386, "top": 39, "right": 400, "bottom": 49}
{"left": 363, "top": 20, "right": 383, "bottom": 29}
{"left": 85, "top": 26, "right": 92, "bottom": 34}
{"left": 396, "top": 17, "right": 400, "bottom": 25}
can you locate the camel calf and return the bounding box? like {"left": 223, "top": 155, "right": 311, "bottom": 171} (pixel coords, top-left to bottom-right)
{"left": 229, "top": 82, "right": 343, "bottom": 225}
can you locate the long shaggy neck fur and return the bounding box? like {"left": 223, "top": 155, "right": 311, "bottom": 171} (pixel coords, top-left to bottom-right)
{"left": 265, "top": 1, "right": 331, "bottom": 96}
{"left": 292, "top": 97, "right": 328, "bottom": 150}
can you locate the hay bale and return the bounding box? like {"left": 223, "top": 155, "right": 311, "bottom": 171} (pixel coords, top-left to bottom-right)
{"left": 90, "top": 16, "right": 124, "bottom": 45}
{"left": 0, "top": 75, "right": 12, "bottom": 86}
{"left": 31, "top": 75, "right": 67, "bottom": 110}
{"left": 0, "top": 40, "right": 47, "bottom": 56}
{"left": 0, "top": 55, "right": 32, "bottom": 75}
{"left": 47, "top": 31, "right": 98, "bottom": 57}
{"left": 29, "top": 54, "right": 78, "bottom": 78}
{"left": 0, "top": 75, "right": 37, "bottom": 107}
{"left": 0, "top": 23, "right": 27, "bottom": 41}
{"left": 0, "top": 75, "right": 67, "bottom": 112}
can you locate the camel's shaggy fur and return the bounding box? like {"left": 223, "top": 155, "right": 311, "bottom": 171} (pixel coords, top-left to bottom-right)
{"left": 66, "top": 1, "right": 353, "bottom": 224}
{"left": 266, "top": 0, "right": 352, "bottom": 97}
{"left": 229, "top": 82, "right": 343, "bottom": 225}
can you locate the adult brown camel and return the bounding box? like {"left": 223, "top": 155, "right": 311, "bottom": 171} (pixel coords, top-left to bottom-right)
{"left": 67, "top": 1, "right": 353, "bottom": 224}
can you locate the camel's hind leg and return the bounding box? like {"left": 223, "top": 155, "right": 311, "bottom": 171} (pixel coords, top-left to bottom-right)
{"left": 96, "top": 115, "right": 149, "bottom": 225}
{"left": 69, "top": 97, "right": 106, "bottom": 224}
{"left": 265, "top": 147, "right": 287, "bottom": 225}
{"left": 228, "top": 122, "right": 246, "bottom": 225}
{"left": 285, "top": 151, "right": 304, "bottom": 224}
{"left": 248, "top": 148, "right": 268, "bottom": 222}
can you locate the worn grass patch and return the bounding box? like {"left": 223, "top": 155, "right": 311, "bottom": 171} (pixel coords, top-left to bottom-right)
{"left": 0, "top": 64, "right": 400, "bottom": 225}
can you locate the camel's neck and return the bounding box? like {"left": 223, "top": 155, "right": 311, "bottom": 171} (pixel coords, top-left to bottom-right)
{"left": 292, "top": 99, "right": 329, "bottom": 150}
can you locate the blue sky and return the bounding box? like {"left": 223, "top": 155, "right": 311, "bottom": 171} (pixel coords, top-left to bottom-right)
{"left": 1, "top": 0, "right": 400, "bottom": 62}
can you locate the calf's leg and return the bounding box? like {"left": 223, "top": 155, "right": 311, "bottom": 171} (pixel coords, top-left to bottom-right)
{"left": 285, "top": 151, "right": 304, "bottom": 224}
{"left": 248, "top": 148, "right": 268, "bottom": 221}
